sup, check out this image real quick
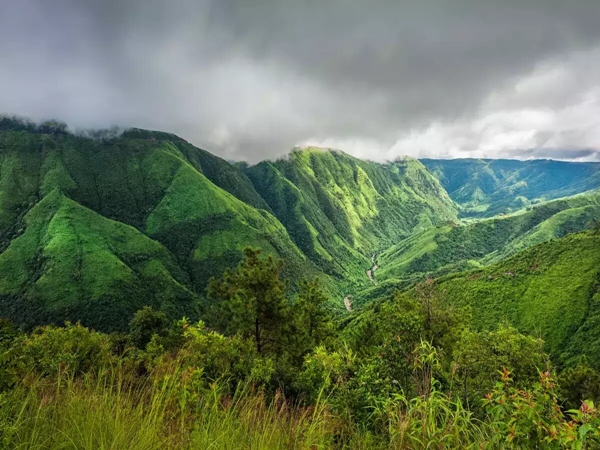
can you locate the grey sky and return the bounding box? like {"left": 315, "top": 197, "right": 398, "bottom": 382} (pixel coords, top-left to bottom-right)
{"left": 1, "top": 0, "right": 600, "bottom": 162}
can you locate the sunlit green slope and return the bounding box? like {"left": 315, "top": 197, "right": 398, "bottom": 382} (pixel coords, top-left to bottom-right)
{"left": 245, "top": 149, "right": 457, "bottom": 281}
{"left": 377, "top": 189, "right": 600, "bottom": 283}
{"left": 345, "top": 231, "right": 600, "bottom": 371}
{"left": 0, "top": 190, "right": 199, "bottom": 331}
{"left": 432, "top": 231, "right": 600, "bottom": 366}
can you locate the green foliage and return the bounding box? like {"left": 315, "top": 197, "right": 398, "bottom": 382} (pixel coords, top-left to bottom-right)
{"left": 558, "top": 357, "right": 600, "bottom": 411}
{"left": 294, "top": 279, "right": 335, "bottom": 350}
{"left": 483, "top": 370, "right": 600, "bottom": 449}
{"left": 425, "top": 231, "right": 600, "bottom": 366}
{"left": 0, "top": 294, "right": 599, "bottom": 448}
{"left": 207, "top": 248, "right": 288, "bottom": 355}
{"left": 129, "top": 306, "right": 170, "bottom": 349}
{"left": 16, "top": 323, "right": 115, "bottom": 378}
{"left": 377, "top": 189, "right": 600, "bottom": 284}
{"left": 452, "top": 325, "right": 548, "bottom": 412}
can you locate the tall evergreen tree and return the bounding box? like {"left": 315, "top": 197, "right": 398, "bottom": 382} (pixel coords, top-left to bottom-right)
{"left": 295, "top": 279, "right": 333, "bottom": 349}
{"left": 207, "top": 248, "right": 288, "bottom": 355}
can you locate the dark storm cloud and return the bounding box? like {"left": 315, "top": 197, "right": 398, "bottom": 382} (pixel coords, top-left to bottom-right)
{"left": 1, "top": 1, "right": 600, "bottom": 161}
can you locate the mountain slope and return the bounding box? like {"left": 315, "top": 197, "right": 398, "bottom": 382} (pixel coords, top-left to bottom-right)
{"left": 0, "top": 189, "right": 199, "bottom": 331}
{"left": 346, "top": 231, "right": 600, "bottom": 372}
{"left": 431, "top": 231, "right": 600, "bottom": 366}
{"left": 422, "top": 158, "right": 600, "bottom": 217}
{"left": 0, "top": 119, "right": 329, "bottom": 330}
{"left": 245, "top": 149, "right": 457, "bottom": 282}
{"left": 376, "top": 189, "right": 600, "bottom": 283}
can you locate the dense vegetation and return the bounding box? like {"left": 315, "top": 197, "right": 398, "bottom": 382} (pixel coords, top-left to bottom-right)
{"left": 422, "top": 158, "right": 600, "bottom": 217}
{"left": 245, "top": 150, "right": 457, "bottom": 282}
{"left": 0, "top": 119, "right": 332, "bottom": 330}
{"left": 377, "top": 189, "right": 600, "bottom": 283}
{"left": 428, "top": 230, "right": 600, "bottom": 368}
{"left": 2, "top": 248, "right": 600, "bottom": 448}
{"left": 0, "top": 120, "right": 467, "bottom": 330}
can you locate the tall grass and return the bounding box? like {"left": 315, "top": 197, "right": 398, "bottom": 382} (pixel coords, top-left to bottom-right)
{"left": 0, "top": 367, "right": 346, "bottom": 450}
{"left": 0, "top": 365, "right": 494, "bottom": 449}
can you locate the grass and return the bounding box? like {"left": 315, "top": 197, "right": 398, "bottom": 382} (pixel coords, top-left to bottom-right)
{"left": 0, "top": 368, "right": 358, "bottom": 450}
{"left": 0, "top": 360, "right": 493, "bottom": 449}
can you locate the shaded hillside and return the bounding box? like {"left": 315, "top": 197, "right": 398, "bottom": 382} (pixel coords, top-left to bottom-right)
{"left": 377, "top": 190, "right": 600, "bottom": 282}
{"left": 422, "top": 158, "right": 600, "bottom": 217}
{"left": 0, "top": 119, "right": 327, "bottom": 330}
{"left": 245, "top": 149, "right": 457, "bottom": 282}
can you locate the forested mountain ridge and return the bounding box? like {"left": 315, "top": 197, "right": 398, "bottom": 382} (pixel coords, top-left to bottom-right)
{"left": 0, "top": 119, "right": 459, "bottom": 330}
{"left": 375, "top": 188, "right": 600, "bottom": 284}
{"left": 422, "top": 158, "right": 600, "bottom": 217}
{"left": 245, "top": 148, "right": 457, "bottom": 281}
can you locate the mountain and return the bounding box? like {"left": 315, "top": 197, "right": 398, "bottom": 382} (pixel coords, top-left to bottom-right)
{"left": 376, "top": 189, "right": 600, "bottom": 283}
{"left": 422, "top": 158, "right": 600, "bottom": 217}
{"left": 2, "top": 116, "right": 600, "bottom": 337}
{"left": 0, "top": 119, "right": 328, "bottom": 330}
{"left": 0, "top": 120, "right": 462, "bottom": 330}
{"left": 244, "top": 149, "right": 457, "bottom": 283}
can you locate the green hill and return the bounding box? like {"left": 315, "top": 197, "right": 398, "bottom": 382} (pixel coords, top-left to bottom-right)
{"left": 0, "top": 190, "right": 199, "bottom": 331}
{"left": 349, "top": 230, "right": 600, "bottom": 368}
{"left": 3, "top": 117, "right": 600, "bottom": 340}
{"left": 422, "top": 158, "right": 600, "bottom": 217}
{"left": 245, "top": 149, "right": 457, "bottom": 282}
{"left": 376, "top": 190, "right": 600, "bottom": 283}
{"left": 430, "top": 231, "right": 600, "bottom": 367}
{"left": 0, "top": 120, "right": 463, "bottom": 330}
{"left": 0, "top": 119, "right": 327, "bottom": 330}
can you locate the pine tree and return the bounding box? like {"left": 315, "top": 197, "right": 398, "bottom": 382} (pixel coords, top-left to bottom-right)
{"left": 295, "top": 279, "right": 333, "bottom": 349}
{"left": 207, "top": 248, "right": 288, "bottom": 355}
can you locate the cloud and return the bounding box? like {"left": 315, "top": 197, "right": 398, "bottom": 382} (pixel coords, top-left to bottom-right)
{"left": 1, "top": 0, "right": 600, "bottom": 162}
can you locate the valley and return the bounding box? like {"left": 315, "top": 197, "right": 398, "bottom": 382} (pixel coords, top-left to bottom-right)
{"left": 2, "top": 118, "right": 600, "bottom": 448}
{"left": 6, "top": 3, "right": 600, "bottom": 446}
{"left": 1, "top": 117, "right": 600, "bottom": 336}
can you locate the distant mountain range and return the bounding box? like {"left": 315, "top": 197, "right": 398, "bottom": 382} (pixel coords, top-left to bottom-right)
{"left": 422, "top": 158, "right": 600, "bottom": 217}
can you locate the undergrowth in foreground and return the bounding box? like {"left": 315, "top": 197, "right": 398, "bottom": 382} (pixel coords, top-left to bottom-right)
{"left": 1, "top": 322, "right": 599, "bottom": 449}
{"left": 1, "top": 248, "right": 600, "bottom": 448}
